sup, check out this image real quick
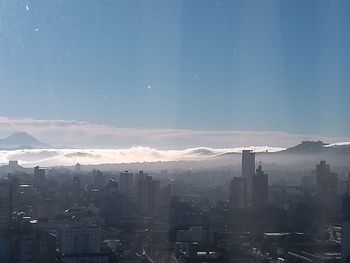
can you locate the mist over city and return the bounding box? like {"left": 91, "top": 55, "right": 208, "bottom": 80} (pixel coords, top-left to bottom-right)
{"left": 1, "top": 0, "right": 350, "bottom": 262}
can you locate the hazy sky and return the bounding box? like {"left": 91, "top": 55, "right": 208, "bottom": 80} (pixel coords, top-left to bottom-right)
{"left": 1, "top": 0, "right": 350, "bottom": 137}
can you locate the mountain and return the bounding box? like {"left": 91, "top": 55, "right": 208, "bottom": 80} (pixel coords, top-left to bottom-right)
{"left": 0, "top": 132, "right": 49, "bottom": 149}
{"left": 280, "top": 140, "right": 350, "bottom": 155}
{"left": 196, "top": 140, "right": 350, "bottom": 160}
{"left": 281, "top": 140, "right": 327, "bottom": 154}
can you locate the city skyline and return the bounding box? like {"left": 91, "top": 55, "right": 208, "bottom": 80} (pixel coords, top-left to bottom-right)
{"left": 1, "top": 1, "right": 350, "bottom": 262}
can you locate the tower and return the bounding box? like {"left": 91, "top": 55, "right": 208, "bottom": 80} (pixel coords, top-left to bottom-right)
{"left": 119, "top": 171, "right": 133, "bottom": 197}
{"left": 251, "top": 165, "right": 268, "bottom": 207}
{"left": 138, "top": 174, "right": 160, "bottom": 216}
{"left": 72, "top": 176, "right": 81, "bottom": 203}
{"left": 0, "top": 181, "right": 12, "bottom": 230}
{"left": 242, "top": 150, "right": 255, "bottom": 178}
{"left": 228, "top": 177, "right": 244, "bottom": 209}
{"left": 242, "top": 150, "right": 255, "bottom": 206}
{"left": 33, "top": 166, "right": 45, "bottom": 189}
{"left": 315, "top": 160, "right": 337, "bottom": 204}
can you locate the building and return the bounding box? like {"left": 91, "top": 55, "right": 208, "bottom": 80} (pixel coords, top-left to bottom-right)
{"left": 8, "top": 160, "right": 19, "bottom": 173}
{"left": 242, "top": 150, "right": 255, "bottom": 207}
{"left": 228, "top": 177, "right": 244, "bottom": 209}
{"left": 242, "top": 150, "right": 255, "bottom": 178}
{"left": 33, "top": 166, "right": 45, "bottom": 189}
{"left": 9, "top": 176, "right": 20, "bottom": 211}
{"left": 160, "top": 184, "right": 172, "bottom": 207}
{"left": 61, "top": 253, "right": 109, "bottom": 263}
{"left": 36, "top": 199, "right": 59, "bottom": 222}
{"left": 342, "top": 195, "right": 350, "bottom": 262}
{"left": 72, "top": 176, "right": 81, "bottom": 203}
{"left": 315, "top": 161, "right": 338, "bottom": 204}
{"left": 100, "top": 179, "right": 120, "bottom": 226}
{"left": 119, "top": 171, "right": 133, "bottom": 197}
{"left": 93, "top": 170, "right": 105, "bottom": 190}
{"left": 138, "top": 174, "right": 160, "bottom": 216}
{"left": 0, "top": 182, "right": 12, "bottom": 230}
{"left": 75, "top": 163, "right": 81, "bottom": 173}
{"left": 10, "top": 216, "right": 57, "bottom": 263}
{"left": 61, "top": 224, "right": 101, "bottom": 254}
{"left": 133, "top": 170, "right": 146, "bottom": 197}
{"left": 251, "top": 165, "right": 268, "bottom": 207}
{"left": 60, "top": 223, "right": 108, "bottom": 262}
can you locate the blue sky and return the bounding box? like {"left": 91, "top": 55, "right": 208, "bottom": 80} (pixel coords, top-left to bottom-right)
{"left": 1, "top": 0, "right": 350, "bottom": 138}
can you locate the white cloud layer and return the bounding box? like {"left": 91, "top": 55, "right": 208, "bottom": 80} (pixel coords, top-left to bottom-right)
{"left": 0, "top": 146, "right": 286, "bottom": 167}
{"left": 0, "top": 116, "right": 349, "bottom": 166}
{"left": 0, "top": 116, "right": 348, "bottom": 149}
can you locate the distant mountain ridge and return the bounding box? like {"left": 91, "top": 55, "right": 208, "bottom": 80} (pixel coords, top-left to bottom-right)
{"left": 218, "top": 140, "right": 350, "bottom": 157}
{"left": 280, "top": 140, "right": 350, "bottom": 155}
{"left": 0, "top": 132, "right": 49, "bottom": 149}
{"left": 281, "top": 140, "right": 327, "bottom": 153}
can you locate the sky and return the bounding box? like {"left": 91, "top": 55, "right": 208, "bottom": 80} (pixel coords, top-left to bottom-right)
{"left": 1, "top": 0, "right": 350, "bottom": 143}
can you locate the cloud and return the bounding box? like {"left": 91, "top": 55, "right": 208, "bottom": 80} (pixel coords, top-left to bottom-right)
{"left": 64, "top": 152, "right": 102, "bottom": 159}
{"left": 0, "top": 116, "right": 349, "bottom": 149}
{"left": 0, "top": 116, "right": 349, "bottom": 167}
{"left": 0, "top": 146, "right": 285, "bottom": 167}
{"left": 324, "top": 142, "right": 350, "bottom": 147}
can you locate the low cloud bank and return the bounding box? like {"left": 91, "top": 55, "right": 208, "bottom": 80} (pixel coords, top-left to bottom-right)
{"left": 0, "top": 146, "right": 286, "bottom": 167}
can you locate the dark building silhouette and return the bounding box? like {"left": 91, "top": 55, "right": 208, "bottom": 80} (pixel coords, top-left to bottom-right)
{"left": 316, "top": 160, "right": 338, "bottom": 203}
{"left": 242, "top": 150, "right": 255, "bottom": 207}
{"left": 33, "top": 166, "right": 45, "bottom": 189}
{"left": 72, "top": 176, "right": 81, "bottom": 204}
{"left": 251, "top": 165, "right": 268, "bottom": 207}
{"left": 228, "top": 177, "right": 244, "bottom": 209}
{"left": 119, "top": 171, "right": 133, "bottom": 197}
{"left": 93, "top": 170, "right": 105, "bottom": 190}
{"left": 138, "top": 174, "right": 160, "bottom": 216}
{"left": 342, "top": 195, "right": 350, "bottom": 262}
{"left": 242, "top": 150, "right": 255, "bottom": 178}
{"left": 100, "top": 179, "right": 120, "bottom": 226}
{"left": 0, "top": 181, "right": 12, "bottom": 230}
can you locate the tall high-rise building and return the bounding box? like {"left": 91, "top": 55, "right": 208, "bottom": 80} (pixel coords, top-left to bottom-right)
{"left": 119, "top": 171, "right": 133, "bottom": 197}
{"left": 138, "top": 175, "right": 160, "bottom": 216}
{"left": 8, "top": 160, "right": 19, "bottom": 173}
{"left": 228, "top": 177, "right": 244, "bottom": 209}
{"left": 33, "top": 166, "right": 45, "bottom": 189}
{"left": 342, "top": 195, "right": 350, "bottom": 262}
{"left": 242, "top": 150, "right": 255, "bottom": 206}
{"left": 251, "top": 165, "right": 268, "bottom": 207}
{"left": 75, "top": 163, "right": 81, "bottom": 173}
{"left": 105, "top": 179, "right": 119, "bottom": 195}
{"left": 315, "top": 160, "right": 338, "bottom": 203}
{"left": 8, "top": 175, "right": 20, "bottom": 211}
{"left": 242, "top": 150, "right": 255, "bottom": 178}
{"left": 160, "top": 184, "right": 172, "bottom": 207}
{"left": 72, "top": 176, "right": 81, "bottom": 203}
{"left": 0, "top": 182, "right": 12, "bottom": 230}
{"left": 133, "top": 171, "right": 146, "bottom": 197}
{"left": 100, "top": 179, "right": 120, "bottom": 226}
{"left": 93, "top": 170, "right": 105, "bottom": 190}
